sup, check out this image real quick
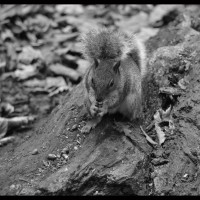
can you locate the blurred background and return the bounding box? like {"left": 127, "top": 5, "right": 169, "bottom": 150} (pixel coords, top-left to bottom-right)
{"left": 0, "top": 4, "right": 199, "bottom": 141}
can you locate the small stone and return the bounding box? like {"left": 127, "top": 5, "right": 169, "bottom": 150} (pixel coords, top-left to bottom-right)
{"left": 38, "top": 168, "right": 43, "bottom": 173}
{"left": 74, "top": 146, "right": 78, "bottom": 150}
{"left": 31, "top": 149, "right": 39, "bottom": 155}
{"left": 43, "top": 160, "right": 50, "bottom": 167}
{"left": 62, "top": 147, "right": 70, "bottom": 154}
{"left": 10, "top": 184, "right": 15, "bottom": 190}
{"left": 62, "top": 154, "right": 69, "bottom": 160}
{"left": 47, "top": 154, "right": 57, "bottom": 161}
{"left": 64, "top": 167, "right": 68, "bottom": 171}
{"left": 183, "top": 174, "right": 188, "bottom": 178}
{"left": 70, "top": 105, "right": 75, "bottom": 110}
{"left": 71, "top": 124, "right": 78, "bottom": 131}
{"left": 66, "top": 127, "right": 70, "bottom": 131}
{"left": 77, "top": 140, "right": 81, "bottom": 145}
{"left": 57, "top": 154, "right": 61, "bottom": 158}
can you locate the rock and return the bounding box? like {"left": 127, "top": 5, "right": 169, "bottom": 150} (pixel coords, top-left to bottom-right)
{"left": 149, "top": 4, "right": 184, "bottom": 25}
{"left": 62, "top": 154, "right": 69, "bottom": 160}
{"left": 31, "top": 149, "right": 39, "bottom": 155}
{"left": 71, "top": 124, "right": 77, "bottom": 131}
{"left": 147, "top": 12, "right": 200, "bottom": 195}
{"left": 73, "top": 146, "right": 78, "bottom": 151}
{"left": 47, "top": 154, "right": 57, "bottom": 161}
{"left": 61, "top": 147, "right": 70, "bottom": 155}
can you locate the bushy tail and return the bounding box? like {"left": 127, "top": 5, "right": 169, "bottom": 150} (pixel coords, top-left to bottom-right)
{"left": 129, "top": 36, "right": 147, "bottom": 78}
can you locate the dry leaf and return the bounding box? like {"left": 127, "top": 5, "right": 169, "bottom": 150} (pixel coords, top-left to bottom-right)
{"left": 0, "top": 118, "right": 8, "bottom": 139}
{"left": 154, "top": 110, "right": 162, "bottom": 123}
{"left": 117, "top": 12, "right": 149, "bottom": 33}
{"left": 56, "top": 4, "right": 84, "bottom": 15}
{"left": 0, "top": 136, "right": 15, "bottom": 146}
{"left": 49, "top": 63, "right": 80, "bottom": 81}
{"left": 155, "top": 123, "right": 166, "bottom": 145}
{"left": 153, "top": 106, "right": 174, "bottom": 145}
{"left": 140, "top": 126, "right": 158, "bottom": 145}
{"left": 159, "top": 86, "right": 182, "bottom": 95}
{"left": 48, "top": 86, "right": 71, "bottom": 97}
{"left": 76, "top": 59, "right": 89, "bottom": 75}
{"left": 0, "top": 102, "right": 14, "bottom": 115}
{"left": 45, "top": 76, "right": 68, "bottom": 91}
{"left": 18, "top": 46, "right": 44, "bottom": 65}
{"left": 159, "top": 105, "right": 171, "bottom": 121}
{"left": 14, "top": 64, "right": 37, "bottom": 80}
{"left": 178, "top": 78, "right": 187, "bottom": 90}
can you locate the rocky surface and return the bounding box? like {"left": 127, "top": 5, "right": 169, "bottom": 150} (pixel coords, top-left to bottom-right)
{"left": 1, "top": 9, "right": 200, "bottom": 196}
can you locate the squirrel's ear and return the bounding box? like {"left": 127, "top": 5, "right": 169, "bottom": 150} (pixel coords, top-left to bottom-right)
{"left": 113, "top": 61, "right": 120, "bottom": 73}
{"left": 93, "top": 58, "right": 99, "bottom": 68}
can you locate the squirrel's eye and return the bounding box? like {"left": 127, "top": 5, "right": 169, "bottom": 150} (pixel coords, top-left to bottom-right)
{"left": 109, "top": 79, "right": 114, "bottom": 87}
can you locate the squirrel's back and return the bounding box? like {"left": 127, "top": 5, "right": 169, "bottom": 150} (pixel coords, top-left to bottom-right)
{"left": 81, "top": 28, "right": 147, "bottom": 77}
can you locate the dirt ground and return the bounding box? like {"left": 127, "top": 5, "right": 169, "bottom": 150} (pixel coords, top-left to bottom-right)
{"left": 1, "top": 4, "right": 200, "bottom": 196}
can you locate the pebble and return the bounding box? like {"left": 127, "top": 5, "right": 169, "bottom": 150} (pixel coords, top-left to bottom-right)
{"left": 62, "top": 147, "right": 70, "bottom": 154}
{"left": 47, "top": 154, "right": 57, "bottom": 161}
{"left": 74, "top": 146, "right": 78, "bottom": 150}
{"left": 43, "top": 160, "right": 50, "bottom": 167}
{"left": 38, "top": 168, "right": 43, "bottom": 173}
{"left": 71, "top": 124, "right": 78, "bottom": 131}
{"left": 62, "top": 154, "right": 69, "bottom": 160}
{"left": 10, "top": 184, "right": 15, "bottom": 190}
{"left": 64, "top": 167, "right": 68, "bottom": 172}
{"left": 31, "top": 149, "right": 39, "bottom": 155}
{"left": 77, "top": 140, "right": 81, "bottom": 145}
{"left": 70, "top": 105, "right": 75, "bottom": 110}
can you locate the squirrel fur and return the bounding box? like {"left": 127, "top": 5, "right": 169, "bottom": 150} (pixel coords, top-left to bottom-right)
{"left": 80, "top": 28, "right": 147, "bottom": 133}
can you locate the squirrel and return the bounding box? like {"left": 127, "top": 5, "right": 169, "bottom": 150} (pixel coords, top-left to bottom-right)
{"left": 80, "top": 28, "right": 147, "bottom": 133}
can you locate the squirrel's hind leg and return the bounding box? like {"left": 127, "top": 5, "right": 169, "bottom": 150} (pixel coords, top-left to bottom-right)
{"left": 118, "top": 93, "right": 142, "bottom": 121}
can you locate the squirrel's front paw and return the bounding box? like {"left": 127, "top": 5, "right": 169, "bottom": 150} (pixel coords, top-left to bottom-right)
{"left": 90, "top": 104, "right": 99, "bottom": 117}
{"left": 81, "top": 117, "right": 102, "bottom": 134}
{"left": 97, "top": 106, "right": 107, "bottom": 117}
